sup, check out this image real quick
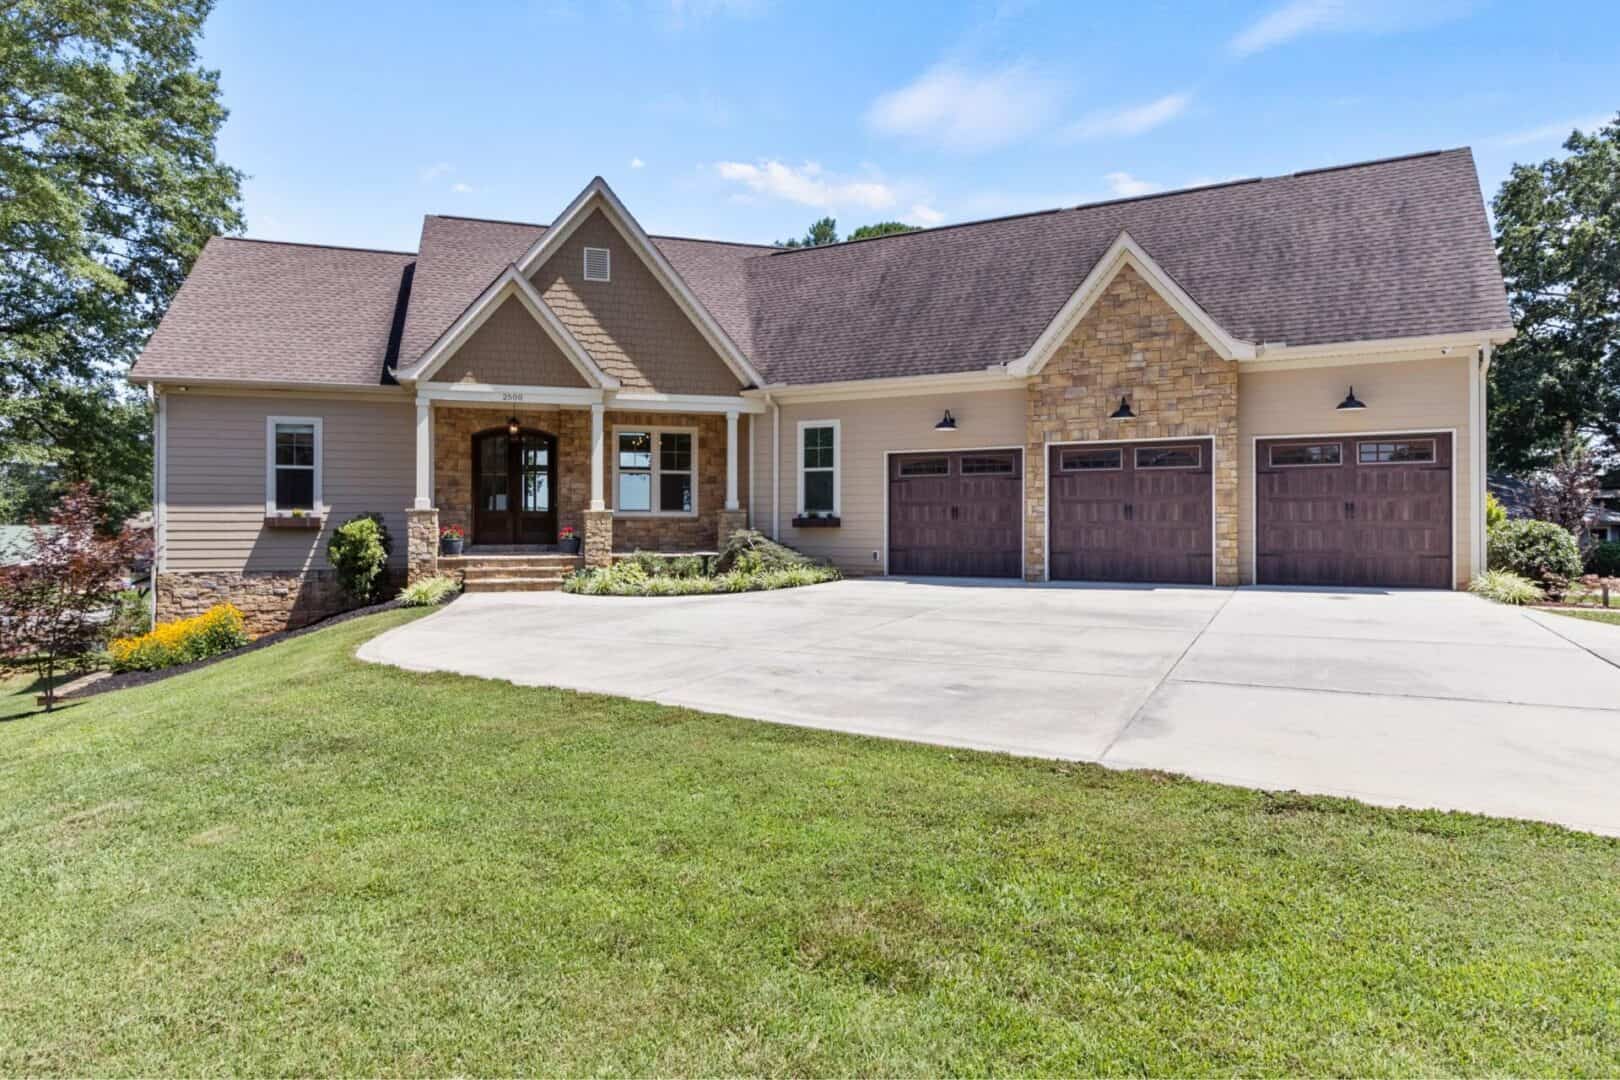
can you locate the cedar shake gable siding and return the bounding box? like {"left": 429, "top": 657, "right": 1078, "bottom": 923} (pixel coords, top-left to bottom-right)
{"left": 527, "top": 209, "right": 744, "bottom": 395}
{"left": 433, "top": 295, "right": 588, "bottom": 387}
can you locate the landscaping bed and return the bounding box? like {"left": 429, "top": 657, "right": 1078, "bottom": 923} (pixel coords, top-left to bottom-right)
{"left": 564, "top": 530, "right": 840, "bottom": 596}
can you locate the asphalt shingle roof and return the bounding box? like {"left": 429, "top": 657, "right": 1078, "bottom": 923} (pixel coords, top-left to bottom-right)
{"left": 132, "top": 148, "right": 1513, "bottom": 390}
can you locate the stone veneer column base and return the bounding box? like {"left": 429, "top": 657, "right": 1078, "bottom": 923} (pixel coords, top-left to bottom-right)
{"left": 405, "top": 507, "right": 440, "bottom": 584}
{"left": 716, "top": 508, "right": 748, "bottom": 549}
{"left": 156, "top": 569, "right": 405, "bottom": 636}
{"left": 583, "top": 509, "right": 614, "bottom": 568}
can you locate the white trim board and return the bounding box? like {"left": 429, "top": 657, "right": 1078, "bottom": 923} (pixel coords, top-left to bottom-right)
{"left": 1041, "top": 435, "right": 1218, "bottom": 587}
{"left": 1247, "top": 427, "right": 1460, "bottom": 591}
{"left": 879, "top": 444, "right": 1026, "bottom": 580}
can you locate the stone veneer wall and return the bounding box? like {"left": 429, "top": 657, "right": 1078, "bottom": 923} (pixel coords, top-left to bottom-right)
{"left": 1024, "top": 263, "right": 1240, "bottom": 585}
{"left": 156, "top": 569, "right": 404, "bottom": 636}
{"left": 431, "top": 406, "right": 747, "bottom": 552}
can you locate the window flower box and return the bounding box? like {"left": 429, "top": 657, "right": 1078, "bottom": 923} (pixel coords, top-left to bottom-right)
{"left": 791, "top": 515, "right": 841, "bottom": 528}
{"left": 264, "top": 513, "right": 323, "bottom": 530}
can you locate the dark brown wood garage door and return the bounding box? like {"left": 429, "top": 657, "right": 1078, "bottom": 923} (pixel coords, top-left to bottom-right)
{"left": 888, "top": 450, "right": 1022, "bottom": 577}
{"left": 1048, "top": 439, "right": 1213, "bottom": 584}
{"left": 1256, "top": 432, "right": 1452, "bottom": 588}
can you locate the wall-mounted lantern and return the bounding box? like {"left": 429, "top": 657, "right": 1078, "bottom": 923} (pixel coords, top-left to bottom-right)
{"left": 507, "top": 415, "right": 521, "bottom": 435}
{"left": 1108, "top": 396, "right": 1135, "bottom": 420}
{"left": 934, "top": 409, "right": 958, "bottom": 431}
{"left": 1336, "top": 387, "right": 1367, "bottom": 410}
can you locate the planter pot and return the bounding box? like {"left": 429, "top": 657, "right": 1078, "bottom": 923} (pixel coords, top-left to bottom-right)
{"left": 560, "top": 536, "right": 582, "bottom": 554}
{"left": 441, "top": 537, "right": 464, "bottom": 556}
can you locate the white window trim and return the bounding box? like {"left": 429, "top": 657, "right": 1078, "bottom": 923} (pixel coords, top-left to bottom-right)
{"left": 796, "top": 419, "right": 841, "bottom": 516}
{"left": 265, "top": 415, "right": 323, "bottom": 517}
{"left": 583, "top": 246, "right": 611, "bottom": 282}
{"left": 611, "top": 424, "right": 698, "bottom": 517}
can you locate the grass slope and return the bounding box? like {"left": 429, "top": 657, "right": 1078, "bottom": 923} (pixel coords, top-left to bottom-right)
{"left": 1552, "top": 608, "right": 1620, "bottom": 627}
{"left": 2, "top": 610, "right": 1618, "bottom": 1075}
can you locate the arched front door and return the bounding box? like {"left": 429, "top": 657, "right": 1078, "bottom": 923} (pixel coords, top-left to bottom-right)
{"left": 472, "top": 428, "right": 558, "bottom": 545}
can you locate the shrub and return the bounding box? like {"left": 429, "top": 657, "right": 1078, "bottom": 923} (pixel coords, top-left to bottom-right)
{"left": 108, "top": 603, "right": 249, "bottom": 672}
{"left": 327, "top": 514, "right": 393, "bottom": 602}
{"left": 399, "top": 574, "right": 461, "bottom": 607}
{"left": 1485, "top": 492, "right": 1508, "bottom": 530}
{"left": 1487, "top": 518, "right": 1582, "bottom": 584}
{"left": 1469, "top": 569, "right": 1544, "bottom": 606}
{"left": 105, "top": 588, "right": 153, "bottom": 643}
{"left": 1586, "top": 541, "right": 1620, "bottom": 578}
{"left": 561, "top": 555, "right": 840, "bottom": 597}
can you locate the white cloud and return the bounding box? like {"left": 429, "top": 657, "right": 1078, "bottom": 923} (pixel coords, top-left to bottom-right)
{"left": 1483, "top": 114, "right": 1611, "bottom": 148}
{"left": 418, "top": 161, "right": 453, "bottom": 183}
{"left": 450, "top": 182, "right": 474, "bottom": 194}
{"left": 865, "top": 63, "right": 1061, "bottom": 152}
{"left": 1227, "top": 0, "right": 1472, "bottom": 57}
{"left": 910, "top": 203, "right": 945, "bottom": 226}
{"left": 1104, "top": 172, "right": 1161, "bottom": 198}
{"left": 667, "top": 0, "right": 765, "bottom": 24}
{"left": 714, "top": 160, "right": 896, "bottom": 210}
{"left": 629, "top": 156, "right": 646, "bottom": 169}
{"left": 1069, "top": 92, "right": 1192, "bottom": 140}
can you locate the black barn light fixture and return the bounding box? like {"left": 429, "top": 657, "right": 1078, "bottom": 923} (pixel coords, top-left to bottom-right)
{"left": 934, "top": 409, "right": 958, "bottom": 431}
{"left": 1336, "top": 386, "right": 1367, "bottom": 410}
{"left": 1108, "top": 396, "right": 1136, "bottom": 420}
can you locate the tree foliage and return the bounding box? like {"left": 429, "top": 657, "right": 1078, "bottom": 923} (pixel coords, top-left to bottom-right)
{"left": 1489, "top": 115, "right": 1620, "bottom": 471}
{"left": 0, "top": 379, "right": 151, "bottom": 528}
{"left": 1, "top": 0, "right": 242, "bottom": 521}
{"left": 849, "top": 221, "right": 922, "bottom": 241}
{"left": 0, "top": 482, "right": 149, "bottom": 710}
{"left": 1528, "top": 432, "right": 1600, "bottom": 534}
{"left": 776, "top": 218, "right": 924, "bottom": 249}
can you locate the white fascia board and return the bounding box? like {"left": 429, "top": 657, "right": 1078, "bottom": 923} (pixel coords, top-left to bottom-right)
{"left": 399, "top": 266, "right": 619, "bottom": 390}
{"left": 759, "top": 369, "right": 1028, "bottom": 404}
{"left": 607, "top": 390, "right": 766, "bottom": 415}
{"left": 1244, "top": 328, "right": 1518, "bottom": 369}
{"left": 134, "top": 375, "right": 407, "bottom": 399}
{"left": 1009, "top": 231, "right": 1256, "bottom": 376}
{"left": 514, "top": 177, "right": 766, "bottom": 390}
{"left": 418, "top": 381, "right": 605, "bottom": 406}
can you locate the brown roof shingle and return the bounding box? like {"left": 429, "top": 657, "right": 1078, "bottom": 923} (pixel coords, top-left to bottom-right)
{"left": 134, "top": 148, "right": 1512, "bottom": 390}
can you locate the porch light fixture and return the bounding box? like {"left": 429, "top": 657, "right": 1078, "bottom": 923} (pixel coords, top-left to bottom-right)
{"left": 1108, "top": 396, "right": 1135, "bottom": 420}
{"left": 934, "top": 409, "right": 958, "bottom": 432}
{"left": 507, "top": 415, "right": 521, "bottom": 436}
{"left": 1336, "top": 386, "right": 1367, "bottom": 411}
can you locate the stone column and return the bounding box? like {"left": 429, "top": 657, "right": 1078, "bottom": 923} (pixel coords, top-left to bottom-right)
{"left": 717, "top": 508, "right": 748, "bottom": 549}
{"left": 583, "top": 508, "right": 613, "bottom": 568}
{"left": 406, "top": 507, "right": 439, "bottom": 584}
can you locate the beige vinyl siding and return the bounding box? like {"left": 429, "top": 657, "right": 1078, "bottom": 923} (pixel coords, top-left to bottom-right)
{"left": 1237, "top": 354, "right": 1474, "bottom": 586}
{"left": 165, "top": 392, "right": 415, "bottom": 572}
{"left": 756, "top": 390, "right": 1027, "bottom": 574}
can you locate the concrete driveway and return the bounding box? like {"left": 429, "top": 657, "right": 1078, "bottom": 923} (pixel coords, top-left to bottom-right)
{"left": 359, "top": 580, "right": 1620, "bottom": 836}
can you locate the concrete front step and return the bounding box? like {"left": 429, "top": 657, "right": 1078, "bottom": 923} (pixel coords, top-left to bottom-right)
{"left": 461, "top": 575, "right": 569, "bottom": 593}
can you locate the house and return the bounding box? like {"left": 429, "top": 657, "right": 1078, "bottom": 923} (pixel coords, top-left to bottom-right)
{"left": 0, "top": 525, "right": 56, "bottom": 568}
{"left": 1490, "top": 473, "right": 1620, "bottom": 545}
{"left": 129, "top": 148, "right": 1514, "bottom": 633}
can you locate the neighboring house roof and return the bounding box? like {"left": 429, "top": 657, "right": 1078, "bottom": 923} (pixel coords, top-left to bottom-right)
{"left": 132, "top": 148, "right": 1513, "bottom": 391}
{"left": 1488, "top": 473, "right": 1620, "bottom": 528}
{"left": 131, "top": 238, "right": 417, "bottom": 387}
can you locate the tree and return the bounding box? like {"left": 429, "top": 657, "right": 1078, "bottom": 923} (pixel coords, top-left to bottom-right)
{"left": 0, "top": 379, "right": 152, "bottom": 529}
{"left": 848, "top": 221, "right": 921, "bottom": 241}
{"left": 1489, "top": 114, "right": 1620, "bottom": 471}
{"left": 1529, "top": 430, "right": 1601, "bottom": 535}
{"left": 0, "top": 483, "right": 148, "bottom": 711}
{"left": 1, "top": 1, "right": 242, "bottom": 520}
{"left": 777, "top": 216, "right": 839, "bottom": 249}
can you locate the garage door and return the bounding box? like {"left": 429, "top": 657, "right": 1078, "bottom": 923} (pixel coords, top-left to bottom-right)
{"left": 1256, "top": 433, "right": 1452, "bottom": 588}
{"left": 888, "top": 450, "right": 1022, "bottom": 577}
{"left": 1048, "top": 439, "right": 1213, "bottom": 584}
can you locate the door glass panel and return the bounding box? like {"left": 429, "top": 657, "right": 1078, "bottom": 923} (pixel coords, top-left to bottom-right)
{"left": 1135, "top": 445, "right": 1200, "bottom": 469}
{"left": 1269, "top": 442, "right": 1342, "bottom": 467}
{"left": 1060, "top": 448, "right": 1122, "bottom": 471}
{"left": 519, "top": 439, "right": 550, "bottom": 512}
{"left": 479, "top": 436, "right": 509, "bottom": 511}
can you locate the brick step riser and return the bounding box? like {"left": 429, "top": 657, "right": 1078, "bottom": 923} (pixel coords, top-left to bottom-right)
{"left": 444, "top": 560, "right": 582, "bottom": 572}
{"left": 459, "top": 570, "right": 571, "bottom": 583}
{"left": 462, "top": 578, "right": 568, "bottom": 593}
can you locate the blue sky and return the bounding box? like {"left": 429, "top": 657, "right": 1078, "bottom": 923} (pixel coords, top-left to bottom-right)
{"left": 200, "top": 0, "right": 1618, "bottom": 253}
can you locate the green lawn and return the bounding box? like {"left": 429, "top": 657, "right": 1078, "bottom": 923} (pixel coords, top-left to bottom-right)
{"left": 2, "top": 611, "right": 1618, "bottom": 1075}
{"left": 1551, "top": 607, "right": 1620, "bottom": 627}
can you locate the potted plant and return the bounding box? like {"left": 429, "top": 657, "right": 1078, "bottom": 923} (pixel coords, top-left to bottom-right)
{"left": 559, "top": 525, "right": 580, "bottom": 554}
{"left": 440, "top": 523, "right": 465, "bottom": 556}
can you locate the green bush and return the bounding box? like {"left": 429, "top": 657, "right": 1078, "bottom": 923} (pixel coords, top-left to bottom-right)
{"left": 1469, "top": 569, "right": 1544, "bottom": 606}
{"left": 1485, "top": 492, "right": 1508, "bottom": 530}
{"left": 562, "top": 555, "right": 840, "bottom": 597}
{"left": 104, "top": 588, "right": 152, "bottom": 643}
{"left": 399, "top": 574, "right": 461, "bottom": 607}
{"left": 1586, "top": 541, "right": 1620, "bottom": 578}
{"left": 1487, "top": 518, "right": 1582, "bottom": 584}
{"left": 714, "top": 529, "right": 820, "bottom": 574}
{"left": 327, "top": 514, "right": 393, "bottom": 602}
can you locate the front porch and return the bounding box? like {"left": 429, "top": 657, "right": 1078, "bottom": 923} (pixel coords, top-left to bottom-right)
{"left": 405, "top": 393, "right": 753, "bottom": 585}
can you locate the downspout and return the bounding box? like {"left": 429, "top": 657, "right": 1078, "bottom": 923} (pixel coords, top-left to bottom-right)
{"left": 770, "top": 393, "right": 781, "bottom": 541}
{"left": 746, "top": 408, "right": 756, "bottom": 530}
{"left": 1478, "top": 342, "right": 1492, "bottom": 578}
{"left": 147, "top": 382, "right": 164, "bottom": 622}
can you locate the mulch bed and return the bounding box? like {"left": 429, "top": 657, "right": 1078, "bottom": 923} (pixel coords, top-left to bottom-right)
{"left": 60, "top": 598, "right": 408, "bottom": 702}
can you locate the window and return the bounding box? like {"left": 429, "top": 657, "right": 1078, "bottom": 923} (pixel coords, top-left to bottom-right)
{"left": 799, "top": 421, "right": 840, "bottom": 515}
{"left": 897, "top": 456, "right": 949, "bottom": 477}
{"left": 1136, "top": 445, "right": 1201, "bottom": 469}
{"left": 960, "top": 454, "right": 1016, "bottom": 476}
{"left": 1060, "top": 448, "right": 1122, "bottom": 471}
{"left": 583, "top": 246, "right": 611, "bottom": 282}
{"left": 614, "top": 427, "right": 697, "bottom": 514}
{"left": 265, "top": 416, "right": 321, "bottom": 515}
{"left": 1358, "top": 439, "right": 1436, "bottom": 465}
{"left": 1269, "top": 442, "right": 1343, "bottom": 468}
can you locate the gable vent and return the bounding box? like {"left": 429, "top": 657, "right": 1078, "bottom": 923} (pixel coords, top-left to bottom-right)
{"left": 583, "top": 246, "right": 611, "bottom": 282}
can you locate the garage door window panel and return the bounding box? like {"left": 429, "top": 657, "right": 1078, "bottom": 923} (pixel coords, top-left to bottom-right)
{"left": 1269, "top": 442, "right": 1343, "bottom": 468}
{"left": 1358, "top": 439, "right": 1436, "bottom": 465}
{"left": 1136, "top": 445, "right": 1201, "bottom": 469}
{"left": 1060, "top": 448, "right": 1122, "bottom": 471}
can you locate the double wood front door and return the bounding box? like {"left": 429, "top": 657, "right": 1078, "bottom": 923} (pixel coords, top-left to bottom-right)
{"left": 472, "top": 428, "right": 557, "bottom": 545}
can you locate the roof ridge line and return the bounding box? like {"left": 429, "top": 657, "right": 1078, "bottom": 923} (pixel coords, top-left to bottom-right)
{"left": 426, "top": 212, "right": 774, "bottom": 250}
{"left": 216, "top": 235, "right": 417, "bottom": 257}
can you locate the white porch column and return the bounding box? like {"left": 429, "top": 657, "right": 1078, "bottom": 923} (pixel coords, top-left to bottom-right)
{"left": 590, "top": 402, "right": 606, "bottom": 510}
{"left": 413, "top": 398, "right": 433, "bottom": 509}
{"left": 725, "top": 409, "right": 740, "bottom": 511}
